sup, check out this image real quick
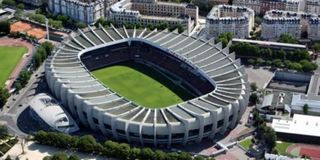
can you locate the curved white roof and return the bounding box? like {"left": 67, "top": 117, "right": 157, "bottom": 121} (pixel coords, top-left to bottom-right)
{"left": 29, "top": 93, "right": 79, "bottom": 133}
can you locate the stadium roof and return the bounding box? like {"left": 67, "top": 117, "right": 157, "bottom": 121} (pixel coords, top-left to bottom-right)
{"left": 272, "top": 114, "right": 320, "bottom": 138}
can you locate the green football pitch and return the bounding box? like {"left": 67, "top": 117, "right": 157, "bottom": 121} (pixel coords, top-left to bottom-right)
{"left": 0, "top": 46, "right": 27, "bottom": 86}
{"left": 92, "top": 62, "right": 195, "bottom": 108}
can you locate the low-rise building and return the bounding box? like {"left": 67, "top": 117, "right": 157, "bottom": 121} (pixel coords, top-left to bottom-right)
{"left": 272, "top": 114, "right": 320, "bottom": 143}
{"left": 205, "top": 5, "right": 254, "bottom": 39}
{"left": 107, "top": 0, "right": 198, "bottom": 33}
{"left": 48, "top": 0, "right": 105, "bottom": 24}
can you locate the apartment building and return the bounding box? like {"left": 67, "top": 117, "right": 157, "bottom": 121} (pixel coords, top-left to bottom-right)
{"left": 205, "top": 5, "right": 254, "bottom": 39}
{"left": 108, "top": 0, "right": 198, "bottom": 33}
{"left": 48, "top": 0, "right": 105, "bottom": 24}
{"left": 261, "top": 10, "right": 320, "bottom": 40}
{"left": 233, "top": 0, "right": 304, "bottom": 14}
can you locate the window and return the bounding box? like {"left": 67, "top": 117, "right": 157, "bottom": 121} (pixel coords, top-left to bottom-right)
{"left": 104, "top": 123, "right": 111, "bottom": 130}
{"left": 188, "top": 129, "right": 199, "bottom": 136}
{"left": 218, "top": 119, "right": 224, "bottom": 128}
{"left": 172, "top": 133, "right": 184, "bottom": 139}
{"left": 204, "top": 124, "right": 213, "bottom": 133}
{"left": 93, "top": 117, "right": 99, "bottom": 124}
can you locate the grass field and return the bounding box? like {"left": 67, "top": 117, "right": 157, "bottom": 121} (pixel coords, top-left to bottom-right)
{"left": 92, "top": 62, "right": 195, "bottom": 108}
{"left": 239, "top": 138, "right": 253, "bottom": 150}
{"left": 0, "top": 46, "right": 27, "bottom": 86}
{"left": 275, "top": 141, "right": 294, "bottom": 155}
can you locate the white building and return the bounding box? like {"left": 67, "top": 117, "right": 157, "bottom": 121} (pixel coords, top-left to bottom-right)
{"left": 272, "top": 114, "right": 320, "bottom": 142}
{"left": 48, "top": 0, "right": 105, "bottom": 24}
{"left": 29, "top": 93, "right": 79, "bottom": 133}
{"left": 205, "top": 5, "right": 255, "bottom": 39}
{"left": 108, "top": 0, "right": 198, "bottom": 33}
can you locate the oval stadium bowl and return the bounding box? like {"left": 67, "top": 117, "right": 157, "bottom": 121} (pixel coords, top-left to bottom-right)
{"left": 45, "top": 25, "right": 249, "bottom": 147}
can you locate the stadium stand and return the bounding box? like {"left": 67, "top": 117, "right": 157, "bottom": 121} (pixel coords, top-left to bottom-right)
{"left": 45, "top": 26, "right": 249, "bottom": 147}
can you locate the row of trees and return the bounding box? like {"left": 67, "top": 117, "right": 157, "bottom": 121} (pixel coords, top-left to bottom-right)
{"left": 43, "top": 152, "right": 80, "bottom": 160}
{"left": 33, "top": 42, "right": 54, "bottom": 68}
{"left": 33, "top": 8, "right": 86, "bottom": 29}
{"left": 34, "top": 131, "right": 212, "bottom": 160}
{"left": 230, "top": 42, "right": 317, "bottom": 72}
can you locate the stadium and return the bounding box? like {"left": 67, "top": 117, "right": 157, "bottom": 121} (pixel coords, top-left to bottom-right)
{"left": 45, "top": 24, "right": 249, "bottom": 147}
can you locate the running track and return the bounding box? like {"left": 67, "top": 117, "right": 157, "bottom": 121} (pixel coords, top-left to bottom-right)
{"left": 0, "top": 38, "right": 35, "bottom": 89}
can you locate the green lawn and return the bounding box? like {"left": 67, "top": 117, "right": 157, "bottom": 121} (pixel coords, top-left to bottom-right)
{"left": 239, "top": 138, "right": 253, "bottom": 150}
{"left": 92, "top": 62, "right": 195, "bottom": 108}
{"left": 275, "top": 141, "right": 294, "bottom": 155}
{"left": 0, "top": 46, "right": 27, "bottom": 86}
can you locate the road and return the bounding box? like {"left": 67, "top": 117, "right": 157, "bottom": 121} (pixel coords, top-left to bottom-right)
{"left": 0, "top": 64, "right": 47, "bottom": 138}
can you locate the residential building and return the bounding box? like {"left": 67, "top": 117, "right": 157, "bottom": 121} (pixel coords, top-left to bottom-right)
{"left": 205, "top": 5, "right": 254, "bottom": 39}
{"left": 48, "top": 0, "right": 105, "bottom": 24}
{"left": 107, "top": 0, "right": 199, "bottom": 33}
{"left": 233, "top": 0, "right": 304, "bottom": 15}
{"left": 306, "top": 0, "right": 320, "bottom": 14}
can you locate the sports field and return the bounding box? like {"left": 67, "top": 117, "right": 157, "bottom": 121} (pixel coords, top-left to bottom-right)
{"left": 0, "top": 46, "right": 27, "bottom": 86}
{"left": 92, "top": 62, "right": 195, "bottom": 108}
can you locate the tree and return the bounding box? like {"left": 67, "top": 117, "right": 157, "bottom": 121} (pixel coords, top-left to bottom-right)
{"left": 141, "top": 148, "right": 154, "bottom": 160}
{"left": 154, "top": 150, "right": 167, "bottom": 160}
{"left": 247, "top": 59, "right": 255, "bottom": 65}
{"left": 0, "top": 125, "right": 8, "bottom": 136}
{"left": 51, "top": 152, "right": 68, "bottom": 160}
{"left": 263, "top": 126, "right": 277, "bottom": 151}
{"left": 68, "top": 155, "right": 80, "bottom": 160}
{"left": 250, "top": 83, "right": 258, "bottom": 92}
{"left": 254, "top": 16, "right": 262, "bottom": 25}
{"left": 76, "top": 22, "right": 86, "bottom": 29}
{"left": 77, "top": 135, "right": 97, "bottom": 153}
{"left": 216, "top": 32, "right": 233, "bottom": 48}
{"left": 255, "top": 58, "right": 264, "bottom": 66}
{"left": 313, "top": 42, "right": 320, "bottom": 52}
{"left": 0, "top": 20, "right": 10, "bottom": 35}
{"left": 178, "top": 152, "right": 192, "bottom": 160}
{"left": 18, "top": 70, "right": 31, "bottom": 88}
{"left": 272, "top": 59, "right": 283, "bottom": 68}
{"left": 249, "top": 93, "right": 258, "bottom": 105}
{"left": 278, "top": 33, "right": 298, "bottom": 44}
{"left": 300, "top": 61, "right": 317, "bottom": 72}
{"left": 17, "top": 3, "right": 24, "bottom": 10}
{"left": 115, "top": 143, "right": 130, "bottom": 159}
{"left": 130, "top": 147, "right": 141, "bottom": 160}
{"left": 1, "top": 0, "right": 16, "bottom": 6}
{"left": 303, "top": 104, "right": 309, "bottom": 114}
{"left": 194, "top": 156, "right": 206, "bottom": 160}
{"left": 0, "top": 87, "right": 10, "bottom": 107}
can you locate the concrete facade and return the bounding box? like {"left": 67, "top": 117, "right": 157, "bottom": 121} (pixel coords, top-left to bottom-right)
{"left": 45, "top": 26, "right": 249, "bottom": 147}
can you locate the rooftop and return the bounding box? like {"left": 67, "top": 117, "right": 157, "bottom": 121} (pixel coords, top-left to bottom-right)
{"left": 272, "top": 114, "right": 320, "bottom": 137}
